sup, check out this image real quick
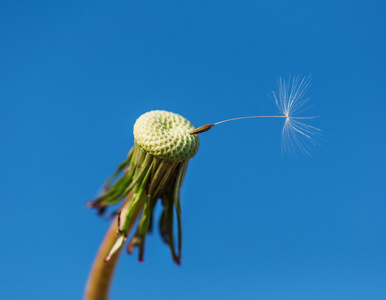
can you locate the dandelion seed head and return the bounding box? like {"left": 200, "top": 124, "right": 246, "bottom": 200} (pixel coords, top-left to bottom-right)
{"left": 272, "top": 75, "right": 321, "bottom": 156}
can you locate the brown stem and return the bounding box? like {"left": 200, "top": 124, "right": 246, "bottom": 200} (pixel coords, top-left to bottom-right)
{"left": 84, "top": 193, "right": 139, "bottom": 300}
{"left": 84, "top": 214, "right": 123, "bottom": 300}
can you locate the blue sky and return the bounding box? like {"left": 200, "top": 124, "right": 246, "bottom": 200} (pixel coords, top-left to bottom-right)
{"left": 1, "top": 1, "right": 386, "bottom": 299}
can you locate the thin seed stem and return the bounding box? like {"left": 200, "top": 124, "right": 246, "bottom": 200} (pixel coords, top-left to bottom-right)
{"left": 214, "top": 115, "right": 286, "bottom": 125}
{"left": 189, "top": 115, "right": 287, "bottom": 135}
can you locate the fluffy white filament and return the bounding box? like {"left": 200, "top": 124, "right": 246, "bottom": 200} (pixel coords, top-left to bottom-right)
{"left": 272, "top": 75, "right": 321, "bottom": 156}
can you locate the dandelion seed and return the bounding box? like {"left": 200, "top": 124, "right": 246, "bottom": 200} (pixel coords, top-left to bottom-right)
{"left": 190, "top": 75, "right": 321, "bottom": 156}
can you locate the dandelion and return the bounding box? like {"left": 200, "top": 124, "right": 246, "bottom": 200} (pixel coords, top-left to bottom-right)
{"left": 85, "top": 111, "right": 199, "bottom": 300}
{"left": 85, "top": 76, "right": 320, "bottom": 300}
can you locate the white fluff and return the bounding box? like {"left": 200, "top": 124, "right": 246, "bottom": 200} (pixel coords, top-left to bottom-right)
{"left": 272, "top": 75, "right": 321, "bottom": 156}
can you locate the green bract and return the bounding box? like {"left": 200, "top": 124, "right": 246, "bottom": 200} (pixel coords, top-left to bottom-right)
{"left": 88, "top": 110, "right": 199, "bottom": 264}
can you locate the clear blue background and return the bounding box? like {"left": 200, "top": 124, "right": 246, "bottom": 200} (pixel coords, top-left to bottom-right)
{"left": 1, "top": 1, "right": 385, "bottom": 299}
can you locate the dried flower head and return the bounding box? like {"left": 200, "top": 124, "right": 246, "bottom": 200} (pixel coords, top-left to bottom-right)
{"left": 88, "top": 110, "right": 199, "bottom": 264}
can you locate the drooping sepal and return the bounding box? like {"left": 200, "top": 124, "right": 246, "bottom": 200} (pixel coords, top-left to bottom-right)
{"left": 89, "top": 138, "right": 192, "bottom": 264}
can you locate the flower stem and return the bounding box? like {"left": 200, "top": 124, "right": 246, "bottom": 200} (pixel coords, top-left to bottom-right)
{"left": 84, "top": 193, "right": 138, "bottom": 300}
{"left": 84, "top": 217, "right": 122, "bottom": 300}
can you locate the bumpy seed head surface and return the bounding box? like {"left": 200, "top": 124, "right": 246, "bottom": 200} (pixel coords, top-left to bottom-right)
{"left": 133, "top": 110, "right": 200, "bottom": 163}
